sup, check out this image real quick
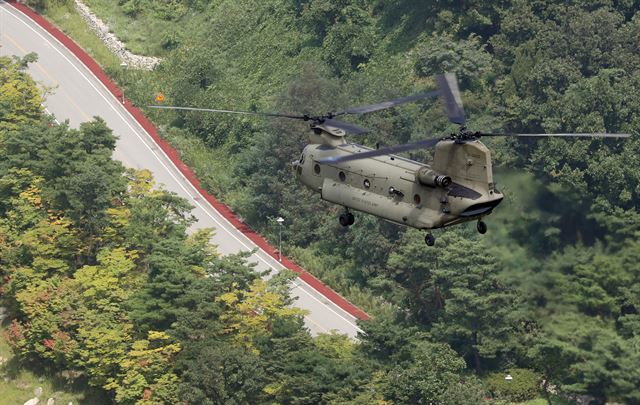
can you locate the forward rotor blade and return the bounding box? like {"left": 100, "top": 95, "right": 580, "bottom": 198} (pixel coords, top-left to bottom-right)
{"left": 480, "top": 132, "right": 631, "bottom": 138}
{"left": 318, "top": 138, "right": 442, "bottom": 164}
{"left": 336, "top": 91, "right": 439, "bottom": 115}
{"left": 436, "top": 73, "right": 465, "bottom": 125}
{"left": 323, "top": 119, "right": 370, "bottom": 135}
{"left": 148, "top": 105, "right": 306, "bottom": 120}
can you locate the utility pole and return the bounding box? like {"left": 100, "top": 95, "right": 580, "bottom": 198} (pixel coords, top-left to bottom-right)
{"left": 276, "top": 217, "right": 284, "bottom": 261}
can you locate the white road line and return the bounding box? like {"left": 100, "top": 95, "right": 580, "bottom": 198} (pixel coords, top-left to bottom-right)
{"left": 3, "top": 3, "right": 362, "bottom": 333}
{"left": 43, "top": 106, "right": 60, "bottom": 124}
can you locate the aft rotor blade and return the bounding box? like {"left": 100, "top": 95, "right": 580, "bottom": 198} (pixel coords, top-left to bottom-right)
{"left": 336, "top": 91, "right": 439, "bottom": 115}
{"left": 148, "top": 105, "right": 307, "bottom": 120}
{"left": 480, "top": 132, "right": 631, "bottom": 138}
{"left": 318, "top": 138, "right": 442, "bottom": 164}
{"left": 436, "top": 73, "right": 465, "bottom": 125}
{"left": 324, "top": 119, "right": 370, "bottom": 135}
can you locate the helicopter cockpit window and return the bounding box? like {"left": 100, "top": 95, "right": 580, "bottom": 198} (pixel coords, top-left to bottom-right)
{"left": 363, "top": 179, "right": 371, "bottom": 189}
{"left": 339, "top": 171, "right": 346, "bottom": 182}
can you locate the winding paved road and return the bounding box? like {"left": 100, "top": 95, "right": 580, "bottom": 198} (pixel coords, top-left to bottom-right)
{"left": 0, "top": 1, "right": 363, "bottom": 337}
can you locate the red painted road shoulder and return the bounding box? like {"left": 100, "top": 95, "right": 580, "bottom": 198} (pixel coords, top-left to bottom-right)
{"left": 8, "top": 1, "right": 370, "bottom": 321}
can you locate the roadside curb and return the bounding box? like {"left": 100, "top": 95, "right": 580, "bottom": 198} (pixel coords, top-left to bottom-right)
{"left": 8, "top": 1, "right": 370, "bottom": 322}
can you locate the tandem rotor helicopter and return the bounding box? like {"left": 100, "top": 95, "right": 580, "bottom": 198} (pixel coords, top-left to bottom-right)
{"left": 150, "top": 73, "right": 630, "bottom": 246}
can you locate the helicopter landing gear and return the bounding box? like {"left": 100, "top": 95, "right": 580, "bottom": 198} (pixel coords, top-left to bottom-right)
{"left": 425, "top": 233, "right": 435, "bottom": 246}
{"left": 477, "top": 220, "right": 487, "bottom": 234}
{"left": 339, "top": 212, "right": 355, "bottom": 227}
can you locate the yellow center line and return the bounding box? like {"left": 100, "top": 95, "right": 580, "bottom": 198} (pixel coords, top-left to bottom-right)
{"left": 305, "top": 313, "right": 329, "bottom": 334}
{"left": 4, "top": 32, "right": 91, "bottom": 122}
{"left": 4, "top": 32, "right": 58, "bottom": 84}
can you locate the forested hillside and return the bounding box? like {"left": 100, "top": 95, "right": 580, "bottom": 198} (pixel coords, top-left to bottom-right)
{"left": 10, "top": 0, "right": 640, "bottom": 403}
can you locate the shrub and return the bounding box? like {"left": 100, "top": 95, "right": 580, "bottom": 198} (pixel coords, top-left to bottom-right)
{"left": 485, "top": 368, "right": 541, "bottom": 402}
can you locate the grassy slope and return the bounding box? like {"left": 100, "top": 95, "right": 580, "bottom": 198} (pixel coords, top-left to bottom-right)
{"left": 44, "top": 1, "right": 121, "bottom": 71}
{"left": 81, "top": 0, "right": 169, "bottom": 56}
{"left": 82, "top": 0, "right": 212, "bottom": 56}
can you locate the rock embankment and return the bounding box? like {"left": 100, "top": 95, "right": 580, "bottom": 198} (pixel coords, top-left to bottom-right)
{"left": 73, "top": 0, "right": 160, "bottom": 70}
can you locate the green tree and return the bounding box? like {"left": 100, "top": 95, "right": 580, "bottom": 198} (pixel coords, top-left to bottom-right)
{"left": 218, "top": 278, "right": 307, "bottom": 353}
{"left": 383, "top": 341, "right": 470, "bottom": 403}
{"left": 413, "top": 32, "right": 493, "bottom": 87}
{"left": 0, "top": 54, "right": 43, "bottom": 131}
{"left": 178, "top": 343, "right": 267, "bottom": 405}
{"left": 71, "top": 248, "right": 142, "bottom": 388}
{"left": 387, "top": 229, "right": 520, "bottom": 371}
{"left": 112, "top": 331, "right": 181, "bottom": 405}
{"left": 531, "top": 313, "right": 640, "bottom": 403}
{"left": 2, "top": 119, "right": 126, "bottom": 262}
{"left": 259, "top": 330, "right": 374, "bottom": 404}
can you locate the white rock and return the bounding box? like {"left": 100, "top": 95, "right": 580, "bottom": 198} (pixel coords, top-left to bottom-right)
{"left": 47, "top": 398, "right": 55, "bottom": 405}
{"left": 23, "top": 398, "right": 39, "bottom": 405}
{"left": 34, "top": 386, "right": 43, "bottom": 397}
{"left": 73, "top": 0, "right": 161, "bottom": 70}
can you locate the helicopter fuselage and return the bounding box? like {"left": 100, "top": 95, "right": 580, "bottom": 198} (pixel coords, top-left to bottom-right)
{"left": 293, "top": 130, "right": 503, "bottom": 230}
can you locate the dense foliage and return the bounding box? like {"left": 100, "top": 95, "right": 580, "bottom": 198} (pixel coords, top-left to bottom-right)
{"left": 14, "top": 0, "right": 640, "bottom": 403}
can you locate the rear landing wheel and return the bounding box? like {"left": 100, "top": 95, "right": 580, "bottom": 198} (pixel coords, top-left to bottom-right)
{"left": 346, "top": 212, "right": 355, "bottom": 225}
{"left": 339, "top": 212, "right": 355, "bottom": 227}
{"left": 477, "top": 220, "right": 487, "bottom": 234}
{"left": 339, "top": 211, "right": 355, "bottom": 227}
{"left": 339, "top": 213, "right": 349, "bottom": 227}
{"left": 425, "top": 233, "right": 435, "bottom": 246}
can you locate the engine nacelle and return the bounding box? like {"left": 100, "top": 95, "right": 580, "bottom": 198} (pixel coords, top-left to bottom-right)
{"left": 416, "top": 167, "right": 451, "bottom": 188}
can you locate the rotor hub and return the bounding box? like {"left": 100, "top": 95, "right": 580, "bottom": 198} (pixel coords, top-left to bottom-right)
{"left": 447, "top": 127, "right": 481, "bottom": 144}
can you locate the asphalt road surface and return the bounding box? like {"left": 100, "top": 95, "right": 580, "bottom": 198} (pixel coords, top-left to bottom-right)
{"left": 0, "top": 2, "right": 363, "bottom": 338}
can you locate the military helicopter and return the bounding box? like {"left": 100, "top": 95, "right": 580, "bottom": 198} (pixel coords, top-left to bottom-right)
{"left": 150, "top": 73, "right": 630, "bottom": 246}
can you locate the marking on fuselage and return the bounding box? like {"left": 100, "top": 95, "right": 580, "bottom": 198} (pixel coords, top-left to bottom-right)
{"left": 352, "top": 196, "right": 379, "bottom": 207}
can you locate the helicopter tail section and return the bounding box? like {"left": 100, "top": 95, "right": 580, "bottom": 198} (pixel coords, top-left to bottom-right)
{"left": 432, "top": 139, "right": 503, "bottom": 224}
{"left": 432, "top": 139, "right": 494, "bottom": 187}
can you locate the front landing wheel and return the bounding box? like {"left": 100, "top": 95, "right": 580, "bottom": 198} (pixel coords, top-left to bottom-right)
{"left": 425, "top": 233, "right": 435, "bottom": 246}
{"left": 477, "top": 220, "right": 487, "bottom": 234}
